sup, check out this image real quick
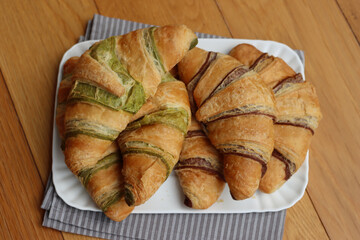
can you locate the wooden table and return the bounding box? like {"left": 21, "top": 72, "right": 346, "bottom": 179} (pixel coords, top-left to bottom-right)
{"left": 0, "top": 0, "right": 359, "bottom": 239}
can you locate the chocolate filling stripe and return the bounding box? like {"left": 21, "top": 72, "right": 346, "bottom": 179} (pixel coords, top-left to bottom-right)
{"left": 220, "top": 145, "right": 267, "bottom": 177}
{"left": 204, "top": 107, "right": 276, "bottom": 124}
{"left": 273, "top": 73, "right": 303, "bottom": 94}
{"left": 275, "top": 122, "right": 314, "bottom": 135}
{"left": 226, "top": 152, "right": 268, "bottom": 177}
{"left": 185, "top": 130, "right": 206, "bottom": 138}
{"left": 175, "top": 157, "right": 224, "bottom": 180}
{"left": 199, "top": 65, "right": 249, "bottom": 108}
{"left": 272, "top": 149, "right": 296, "bottom": 180}
{"left": 250, "top": 53, "right": 269, "bottom": 69}
{"left": 187, "top": 52, "right": 217, "bottom": 113}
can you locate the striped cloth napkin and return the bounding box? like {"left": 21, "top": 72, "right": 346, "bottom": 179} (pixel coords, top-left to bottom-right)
{"left": 42, "top": 14, "right": 299, "bottom": 240}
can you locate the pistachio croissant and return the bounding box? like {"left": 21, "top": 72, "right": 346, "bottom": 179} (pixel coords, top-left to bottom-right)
{"left": 178, "top": 48, "right": 276, "bottom": 200}
{"left": 63, "top": 25, "right": 197, "bottom": 176}
{"left": 175, "top": 118, "right": 225, "bottom": 209}
{"left": 229, "top": 44, "right": 322, "bottom": 193}
{"left": 118, "top": 80, "right": 191, "bottom": 206}
{"left": 56, "top": 58, "right": 134, "bottom": 222}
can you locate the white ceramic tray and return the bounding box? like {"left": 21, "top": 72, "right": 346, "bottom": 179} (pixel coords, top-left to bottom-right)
{"left": 52, "top": 38, "right": 308, "bottom": 213}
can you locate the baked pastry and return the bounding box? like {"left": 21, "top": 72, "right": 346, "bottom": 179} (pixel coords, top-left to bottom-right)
{"left": 118, "top": 80, "right": 191, "bottom": 206}
{"left": 178, "top": 48, "right": 276, "bottom": 199}
{"left": 229, "top": 44, "right": 322, "bottom": 193}
{"left": 175, "top": 118, "right": 225, "bottom": 209}
{"left": 78, "top": 142, "right": 134, "bottom": 221}
{"left": 56, "top": 56, "right": 79, "bottom": 141}
{"left": 56, "top": 58, "right": 134, "bottom": 221}
{"left": 63, "top": 25, "right": 197, "bottom": 176}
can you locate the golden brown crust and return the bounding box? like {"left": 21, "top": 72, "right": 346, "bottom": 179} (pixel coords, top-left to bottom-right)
{"left": 259, "top": 156, "right": 286, "bottom": 193}
{"left": 64, "top": 135, "right": 112, "bottom": 175}
{"left": 229, "top": 44, "right": 263, "bottom": 67}
{"left": 229, "top": 44, "right": 295, "bottom": 88}
{"left": 224, "top": 154, "right": 262, "bottom": 200}
{"left": 154, "top": 25, "right": 197, "bottom": 71}
{"left": 176, "top": 169, "right": 225, "bottom": 209}
{"left": 274, "top": 125, "right": 313, "bottom": 171}
{"left": 193, "top": 54, "right": 240, "bottom": 107}
{"left": 195, "top": 72, "right": 276, "bottom": 123}
{"left": 178, "top": 47, "right": 209, "bottom": 85}
{"left": 105, "top": 199, "right": 134, "bottom": 222}
{"left": 258, "top": 57, "right": 295, "bottom": 88}
{"left": 206, "top": 115, "right": 274, "bottom": 161}
{"left": 73, "top": 50, "right": 126, "bottom": 98}
{"left": 275, "top": 81, "right": 322, "bottom": 131}
{"left": 63, "top": 56, "right": 80, "bottom": 76}
{"left": 116, "top": 31, "right": 161, "bottom": 98}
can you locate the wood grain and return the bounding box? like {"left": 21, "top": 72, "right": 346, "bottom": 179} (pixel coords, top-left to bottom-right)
{"left": 216, "top": 0, "right": 360, "bottom": 239}
{"left": 62, "top": 232, "right": 100, "bottom": 240}
{"left": 94, "top": 0, "right": 231, "bottom": 37}
{"left": 283, "top": 192, "right": 329, "bottom": 240}
{"left": 0, "top": 71, "right": 63, "bottom": 240}
{"left": 336, "top": 0, "right": 360, "bottom": 43}
{"left": 0, "top": 0, "right": 98, "bottom": 184}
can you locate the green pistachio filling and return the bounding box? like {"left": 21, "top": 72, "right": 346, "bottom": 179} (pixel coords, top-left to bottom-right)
{"left": 144, "top": 27, "right": 166, "bottom": 75}
{"left": 65, "top": 119, "right": 120, "bottom": 141}
{"left": 124, "top": 183, "right": 135, "bottom": 206}
{"left": 68, "top": 81, "right": 124, "bottom": 110}
{"left": 123, "top": 148, "right": 172, "bottom": 178}
{"left": 161, "top": 72, "right": 177, "bottom": 83}
{"left": 125, "top": 108, "right": 189, "bottom": 134}
{"left": 78, "top": 152, "right": 121, "bottom": 188}
{"left": 143, "top": 27, "right": 179, "bottom": 83}
{"left": 98, "top": 190, "right": 124, "bottom": 212}
{"left": 122, "top": 141, "right": 175, "bottom": 159}
{"left": 88, "top": 36, "right": 145, "bottom": 113}
{"left": 189, "top": 38, "right": 198, "bottom": 50}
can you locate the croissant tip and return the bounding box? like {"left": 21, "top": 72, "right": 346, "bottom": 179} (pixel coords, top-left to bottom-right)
{"left": 124, "top": 187, "right": 135, "bottom": 206}
{"left": 184, "top": 196, "right": 193, "bottom": 208}
{"left": 230, "top": 191, "right": 237, "bottom": 200}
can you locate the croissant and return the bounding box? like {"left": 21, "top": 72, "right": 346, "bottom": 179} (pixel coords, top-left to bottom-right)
{"left": 175, "top": 118, "right": 225, "bottom": 209}
{"left": 229, "top": 44, "right": 322, "bottom": 193}
{"left": 118, "top": 80, "right": 191, "bottom": 206}
{"left": 63, "top": 25, "right": 197, "bottom": 176}
{"left": 178, "top": 48, "right": 276, "bottom": 200}
{"left": 56, "top": 59, "right": 134, "bottom": 221}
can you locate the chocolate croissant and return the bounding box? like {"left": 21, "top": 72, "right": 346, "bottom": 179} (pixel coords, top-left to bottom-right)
{"left": 175, "top": 118, "right": 225, "bottom": 209}
{"left": 63, "top": 25, "right": 197, "bottom": 176}
{"left": 178, "top": 48, "right": 276, "bottom": 200}
{"left": 56, "top": 58, "right": 134, "bottom": 221}
{"left": 229, "top": 44, "right": 322, "bottom": 193}
{"left": 118, "top": 80, "right": 191, "bottom": 206}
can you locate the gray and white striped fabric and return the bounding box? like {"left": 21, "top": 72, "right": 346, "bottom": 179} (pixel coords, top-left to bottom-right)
{"left": 42, "top": 14, "right": 296, "bottom": 240}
